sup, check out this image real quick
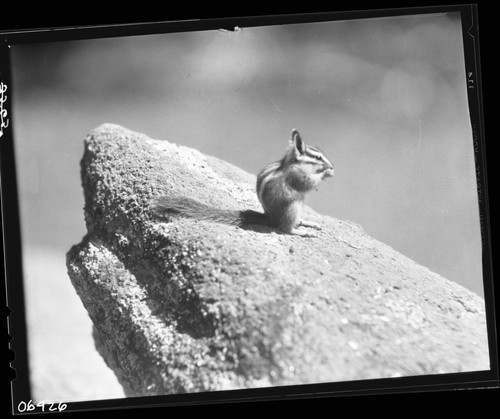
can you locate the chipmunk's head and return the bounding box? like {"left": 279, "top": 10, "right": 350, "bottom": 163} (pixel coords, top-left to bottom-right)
{"left": 289, "top": 129, "right": 334, "bottom": 179}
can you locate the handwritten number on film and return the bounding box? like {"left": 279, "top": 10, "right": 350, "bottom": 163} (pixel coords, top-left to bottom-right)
{"left": 0, "top": 82, "right": 9, "bottom": 138}
{"left": 17, "top": 400, "right": 68, "bottom": 413}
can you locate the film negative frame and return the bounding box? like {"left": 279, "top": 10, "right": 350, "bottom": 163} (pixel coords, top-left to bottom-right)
{"left": 1, "top": 5, "right": 497, "bottom": 413}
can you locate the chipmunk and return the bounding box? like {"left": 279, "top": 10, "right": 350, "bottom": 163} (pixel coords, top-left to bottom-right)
{"left": 153, "top": 129, "right": 334, "bottom": 237}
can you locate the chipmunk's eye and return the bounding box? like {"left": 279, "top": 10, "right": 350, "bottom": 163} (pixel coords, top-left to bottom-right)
{"left": 316, "top": 155, "right": 322, "bottom": 161}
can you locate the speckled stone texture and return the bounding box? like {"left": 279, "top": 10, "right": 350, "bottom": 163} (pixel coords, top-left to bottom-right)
{"left": 66, "top": 123, "right": 490, "bottom": 396}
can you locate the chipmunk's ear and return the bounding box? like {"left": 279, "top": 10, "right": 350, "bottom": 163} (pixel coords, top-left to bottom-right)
{"left": 291, "top": 129, "right": 305, "bottom": 155}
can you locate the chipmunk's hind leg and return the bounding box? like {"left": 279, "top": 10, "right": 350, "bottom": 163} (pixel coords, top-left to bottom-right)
{"left": 288, "top": 228, "right": 318, "bottom": 237}
{"left": 276, "top": 204, "right": 318, "bottom": 237}
{"left": 299, "top": 219, "right": 322, "bottom": 230}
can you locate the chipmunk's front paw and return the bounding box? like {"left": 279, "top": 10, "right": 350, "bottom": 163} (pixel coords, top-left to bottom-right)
{"left": 299, "top": 220, "right": 322, "bottom": 230}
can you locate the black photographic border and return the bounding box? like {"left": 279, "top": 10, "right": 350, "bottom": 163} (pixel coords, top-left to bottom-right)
{"left": 1, "top": 4, "right": 497, "bottom": 414}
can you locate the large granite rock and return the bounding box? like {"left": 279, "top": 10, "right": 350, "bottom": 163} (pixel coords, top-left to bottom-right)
{"left": 66, "top": 123, "right": 489, "bottom": 397}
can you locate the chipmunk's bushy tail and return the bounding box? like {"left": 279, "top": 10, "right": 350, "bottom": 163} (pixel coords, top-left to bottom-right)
{"left": 152, "top": 196, "right": 269, "bottom": 227}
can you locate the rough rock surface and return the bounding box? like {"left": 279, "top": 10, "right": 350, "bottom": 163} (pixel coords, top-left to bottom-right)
{"left": 66, "top": 123, "right": 490, "bottom": 397}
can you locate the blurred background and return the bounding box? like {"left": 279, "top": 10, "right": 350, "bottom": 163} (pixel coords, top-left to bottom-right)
{"left": 10, "top": 11, "right": 483, "bottom": 402}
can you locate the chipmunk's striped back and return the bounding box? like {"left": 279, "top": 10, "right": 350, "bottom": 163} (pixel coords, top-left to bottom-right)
{"left": 256, "top": 161, "right": 281, "bottom": 206}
